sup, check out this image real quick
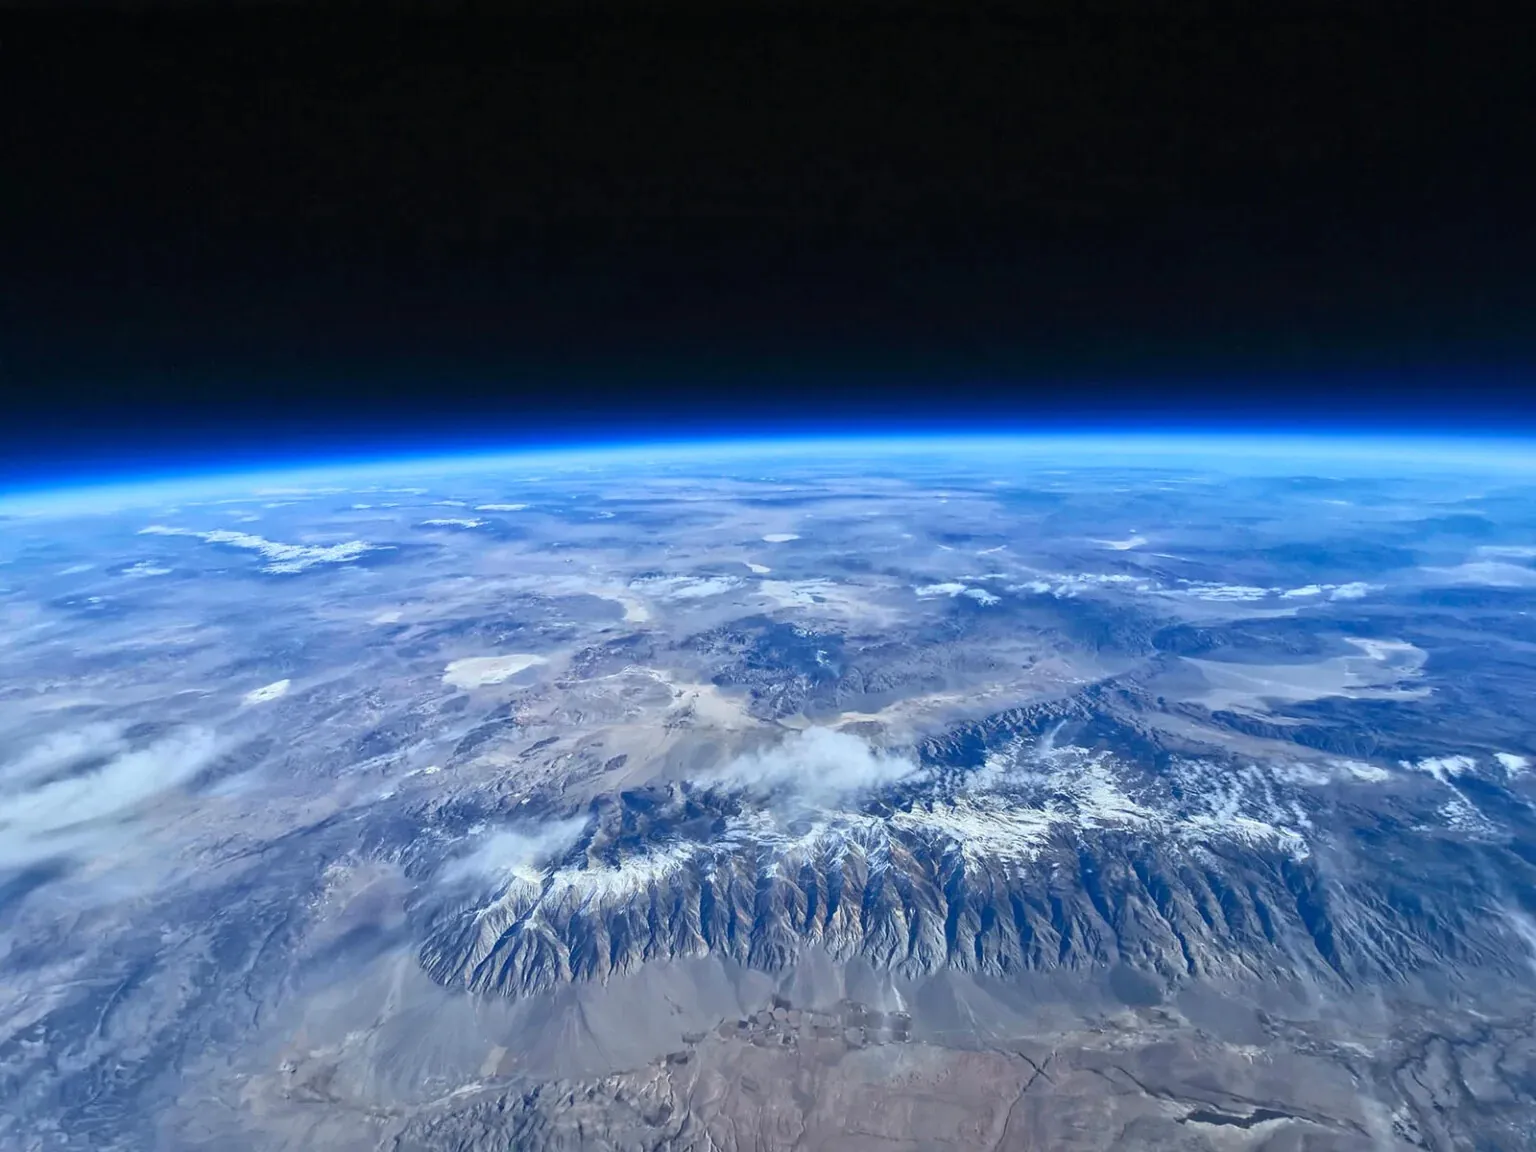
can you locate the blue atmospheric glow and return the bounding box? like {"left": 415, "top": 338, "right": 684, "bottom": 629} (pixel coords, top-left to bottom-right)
{"left": 1, "top": 429, "right": 1533, "bottom": 517}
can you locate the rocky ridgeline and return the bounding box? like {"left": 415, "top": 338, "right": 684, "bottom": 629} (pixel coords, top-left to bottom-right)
{"left": 417, "top": 756, "right": 1533, "bottom": 1000}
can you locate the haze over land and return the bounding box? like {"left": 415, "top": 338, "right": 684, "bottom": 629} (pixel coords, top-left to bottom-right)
{"left": 2, "top": 436, "right": 1536, "bottom": 1149}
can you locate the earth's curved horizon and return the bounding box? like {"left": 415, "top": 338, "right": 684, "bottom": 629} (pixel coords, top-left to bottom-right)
{"left": 3, "top": 431, "right": 1536, "bottom": 1150}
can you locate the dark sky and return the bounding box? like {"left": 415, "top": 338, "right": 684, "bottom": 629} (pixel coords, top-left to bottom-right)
{"left": 3, "top": 4, "right": 1533, "bottom": 473}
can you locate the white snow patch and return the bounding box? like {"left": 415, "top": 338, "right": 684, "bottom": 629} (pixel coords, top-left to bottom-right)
{"left": 1439, "top": 793, "right": 1494, "bottom": 835}
{"left": 1404, "top": 754, "right": 1478, "bottom": 784}
{"left": 893, "top": 798, "right": 1058, "bottom": 863}
{"left": 1495, "top": 752, "right": 1529, "bottom": 776}
{"left": 552, "top": 841, "right": 700, "bottom": 905}
{"left": 442, "top": 654, "right": 548, "bottom": 688}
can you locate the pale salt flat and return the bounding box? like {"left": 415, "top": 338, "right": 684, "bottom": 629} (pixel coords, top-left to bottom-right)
{"left": 628, "top": 574, "right": 741, "bottom": 601}
{"left": 243, "top": 679, "right": 291, "bottom": 705}
{"left": 1183, "top": 637, "right": 1427, "bottom": 715}
{"left": 443, "top": 655, "right": 549, "bottom": 689}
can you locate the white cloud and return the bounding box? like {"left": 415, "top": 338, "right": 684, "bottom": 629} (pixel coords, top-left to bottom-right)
{"left": 0, "top": 727, "right": 221, "bottom": 867}
{"left": 1094, "top": 535, "right": 1147, "bottom": 551}
{"left": 1281, "top": 585, "right": 1323, "bottom": 599}
{"left": 743, "top": 561, "right": 771, "bottom": 574}
{"left": 1281, "top": 582, "right": 1377, "bottom": 601}
{"left": 119, "top": 561, "right": 172, "bottom": 578}
{"left": 139, "top": 525, "right": 385, "bottom": 573}
{"left": 441, "top": 817, "right": 589, "bottom": 886}
{"left": 1010, "top": 573, "right": 1145, "bottom": 598}
{"left": 762, "top": 533, "right": 800, "bottom": 543}
{"left": 1332, "top": 758, "right": 1391, "bottom": 783}
{"left": 915, "top": 582, "right": 968, "bottom": 597}
{"left": 475, "top": 503, "right": 529, "bottom": 512}
{"left": 1421, "top": 561, "right": 1536, "bottom": 588}
{"left": 1175, "top": 581, "right": 1275, "bottom": 602}
{"left": 420, "top": 517, "right": 485, "bottom": 529}
{"left": 712, "top": 727, "right": 919, "bottom": 808}
{"left": 1477, "top": 545, "right": 1536, "bottom": 560}
{"left": 1329, "top": 582, "right": 1376, "bottom": 600}
{"left": 914, "top": 582, "right": 1001, "bottom": 605}
{"left": 0, "top": 723, "right": 127, "bottom": 789}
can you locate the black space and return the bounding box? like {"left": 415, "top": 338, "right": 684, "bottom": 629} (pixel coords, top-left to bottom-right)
{"left": 2, "top": 4, "right": 1534, "bottom": 472}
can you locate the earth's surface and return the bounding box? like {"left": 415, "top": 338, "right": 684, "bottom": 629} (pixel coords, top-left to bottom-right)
{"left": 3, "top": 436, "right": 1536, "bottom": 1150}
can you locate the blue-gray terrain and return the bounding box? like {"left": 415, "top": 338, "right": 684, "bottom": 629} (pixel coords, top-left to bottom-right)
{"left": 2, "top": 438, "right": 1536, "bottom": 1150}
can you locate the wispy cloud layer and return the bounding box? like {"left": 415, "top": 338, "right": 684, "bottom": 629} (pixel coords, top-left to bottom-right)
{"left": 0, "top": 726, "right": 222, "bottom": 867}
{"left": 139, "top": 525, "right": 386, "bottom": 573}
{"left": 712, "top": 727, "right": 920, "bottom": 807}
